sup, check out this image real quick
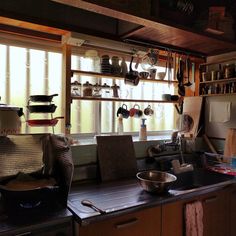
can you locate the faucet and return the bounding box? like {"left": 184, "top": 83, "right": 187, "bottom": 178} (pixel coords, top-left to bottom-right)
{"left": 171, "top": 133, "right": 194, "bottom": 174}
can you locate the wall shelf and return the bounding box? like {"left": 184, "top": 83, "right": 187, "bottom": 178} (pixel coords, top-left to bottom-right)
{"left": 200, "top": 93, "right": 236, "bottom": 97}
{"left": 71, "top": 70, "right": 178, "bottom": 84}
{"left": 71, "top": 96, "right": 179, "bottom": 104}
{"left": 200, "top": 78, "right": 236, "bottom": 85}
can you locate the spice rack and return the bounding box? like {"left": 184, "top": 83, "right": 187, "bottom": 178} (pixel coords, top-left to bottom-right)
{"left": 199, "top": 58, "right": 236, "bottom": 96}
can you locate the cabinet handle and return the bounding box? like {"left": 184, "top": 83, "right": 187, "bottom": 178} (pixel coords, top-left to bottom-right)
{"left": 115, "top": 218, "right": 139, "bottom": 229}
{"left": 203, "top": 196, "right": 217, "bottom": 203}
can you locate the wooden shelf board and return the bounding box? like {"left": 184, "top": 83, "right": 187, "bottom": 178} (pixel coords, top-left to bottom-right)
{"left": 71, "top": 70, "right": 178, "bottom": 84}
{"left": 200, "top": 93, "right": 236, "bottom": 97}
{"left": 71, "top": 96, "right": 179, "bottom": 104}
{"left": 200, "top": 58, "right": 236, "bottom": 67}
{"left": 200, "top": 78, "right": 236, "bottom": 84}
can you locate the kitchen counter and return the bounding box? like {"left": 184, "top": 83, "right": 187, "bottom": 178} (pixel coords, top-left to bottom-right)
{"left": 68, "top": 171, "right": 235, "bottom": 226}
{"left": 0, "top": 203, "right": 73, "bottom": 235}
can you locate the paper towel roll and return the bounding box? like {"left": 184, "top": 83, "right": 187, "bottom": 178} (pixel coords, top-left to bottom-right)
{"left": 224, "top": 128, "right": 236, "bottom": 159}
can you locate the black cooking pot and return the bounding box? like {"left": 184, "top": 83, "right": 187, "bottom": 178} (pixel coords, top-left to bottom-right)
{"left": 27, "top": 104, "right": 57, "bottom": 113}
{"left": 29, "top": 94, "right": 58, "bottom": 102}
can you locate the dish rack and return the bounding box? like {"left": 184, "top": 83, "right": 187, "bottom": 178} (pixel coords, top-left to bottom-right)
{"left": 26, "top": 95, "right": 63, "bottom": 134}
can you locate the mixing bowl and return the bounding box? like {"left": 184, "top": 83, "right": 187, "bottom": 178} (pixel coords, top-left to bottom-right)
{"left": 136, "top": 170, "right": 177, "bottom": 193}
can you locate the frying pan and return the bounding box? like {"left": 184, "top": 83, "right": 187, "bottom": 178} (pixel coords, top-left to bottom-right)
{"left": 29, "top": 94, "right": 58, "bottom": 102}
{"left": 27, "top": 117, "right": 64, "bottom": 127}
{"left": 27, "top": 104, "right": 57, "bottom": 113}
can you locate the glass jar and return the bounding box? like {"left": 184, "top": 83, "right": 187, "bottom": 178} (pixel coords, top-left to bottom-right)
{"left": 111, "top": 84, "right": 120, "bottom": 98}
{"left": 71, "top": 81, "right": 81, "bottom": 97}
{"left": 224, "top": 64, "right": 235, "bottom": 79}
{"left": 101, "top": 83, "right": 111, "bottom": 98}
{"left": 101, "top": 55, "right": 111, "bottom": 74}
{"left": 92, "top": 83, "right": 102, "bottom": 97}
{"left": 111, "top": 56, "right": 121, "bottom": 75}
{"left": 82, "top": 81, "right": 93, "bottom": 97}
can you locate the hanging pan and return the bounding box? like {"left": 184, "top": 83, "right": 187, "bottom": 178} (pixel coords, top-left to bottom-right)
{"left": 29, "top": 94, "right": 58, "bottom": 102}
{"left": 27, "top": 117, "right": 64, "bottom": 127}
{"left": 27, "top": 104, "right": 57, "bottom": 113}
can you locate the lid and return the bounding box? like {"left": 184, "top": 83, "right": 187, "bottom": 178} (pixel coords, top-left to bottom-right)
{"left": 102, "top": 83, "right": 110, "bottom": 88}
{"left": 0, "top": 104, "right": 21, "bottom": 111}
{"left": 83, "top": 81, "right": 92, "bottom": 86}
{"left": 71, "top": 81, "right": 81, "bottom": 86}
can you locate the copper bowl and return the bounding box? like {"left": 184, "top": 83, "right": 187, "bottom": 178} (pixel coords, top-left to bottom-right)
{"left": 136, "top": 170, "right": 177, "bottom": 193}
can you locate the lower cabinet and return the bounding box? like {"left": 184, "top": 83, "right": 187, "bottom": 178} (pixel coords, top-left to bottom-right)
{"left": 77, "top": 186, "right": 236, "bottom": 236}
{"left": 201, "top": 190, "right": 229, "bottom": 236}
{"left": 229, "top": 184, "right": 236, "bottom": 236}
{"left": 162, "top": 188, "right": 230, "bottom": 236}
{"left": 78, "top": 206, "right": 161, "bottom": 236}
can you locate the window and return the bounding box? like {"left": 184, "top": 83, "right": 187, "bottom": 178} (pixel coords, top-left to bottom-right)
{"left": 71, "top": 53, "right": 177, "bottom": 135}
{"left": 0, "top": 40, "right": 177, "bottom": 137}
{"left": 0, "top": 44, "right": 63, "bottom": 134}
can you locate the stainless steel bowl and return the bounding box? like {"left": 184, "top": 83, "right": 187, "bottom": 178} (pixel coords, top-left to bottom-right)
{"left": 136, "top": 170, "right": 177, "bottom": 193}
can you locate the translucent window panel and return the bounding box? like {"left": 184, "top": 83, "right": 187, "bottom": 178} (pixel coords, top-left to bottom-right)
{"left": 101, "top": 101, "right": 113, "bottom": 133}
{"left": 0, "top": 45, "right": 7, "bottom": 102}
{"left": 71, "top": 100, "right": 96, "bottom": 133}
{"left": 9, "top": 46, "right": 27, "bottom": 107}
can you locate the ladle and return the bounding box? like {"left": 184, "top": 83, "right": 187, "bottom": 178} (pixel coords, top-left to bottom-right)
{"left": 81, "top": 199, "right": 106, "bottom": 214}
{"left": 184, "top": 57, "right": 192, "bottom": 87}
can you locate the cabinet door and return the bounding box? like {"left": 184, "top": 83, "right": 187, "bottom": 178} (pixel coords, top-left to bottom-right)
{"left": 162, "top": 197, "right": 199, "bottom": 236}
{"left": 162, "top": 200, "right": 184, "bottom": 236}
{"left": 229, "top": 185, "right": 236, "bottom": 236}
{"left": 78, "top": 206, "right": 161, "bottom": 236}
{"left": 201, "top": 190, "right": 229, "bottom": 236}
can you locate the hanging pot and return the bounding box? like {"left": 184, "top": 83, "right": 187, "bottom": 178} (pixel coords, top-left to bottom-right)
{"left": 27, "top": 117, "right": 64, "bottom": 127}
{"left": 29, "top": 94, "right": 58, "bottom": 102}
{"left": 124, "top": 56, "right": 140, "bottom": 86}
{"left": 27, "top": 104, "right": 57, "bottom": 113}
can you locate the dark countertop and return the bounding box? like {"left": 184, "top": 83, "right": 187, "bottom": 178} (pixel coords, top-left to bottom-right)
{"left": 0, "top": 202, "right": 72, "bottom": 235}
{"left": 68, "top": 174, "right": 236, "bottom": 226}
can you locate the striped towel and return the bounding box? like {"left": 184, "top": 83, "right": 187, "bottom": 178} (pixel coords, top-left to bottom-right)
{"left": 185, "top": 201, "right": 203, "bottom": 236}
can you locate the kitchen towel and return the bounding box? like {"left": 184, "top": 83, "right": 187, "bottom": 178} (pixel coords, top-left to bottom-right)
{"left": 209, "top": 101, "right": 231, "bottom": 123}
{"left": 185, "top": 201, "right": 203, "bottom": 236}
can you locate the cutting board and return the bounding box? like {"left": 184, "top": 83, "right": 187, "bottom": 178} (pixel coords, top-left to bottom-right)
{"left": 224, "top": 128, "right": 236, "bottom": 158}
{"left": 96, "top": 135, "right": 137, "bottom": 182}
{"left": 182, "top": 96, "right": 203, "bottom": 137}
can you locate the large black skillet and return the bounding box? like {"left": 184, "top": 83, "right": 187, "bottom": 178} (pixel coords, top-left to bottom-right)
{"left": 29, "top": 94, "right": 58, "bottom": 102}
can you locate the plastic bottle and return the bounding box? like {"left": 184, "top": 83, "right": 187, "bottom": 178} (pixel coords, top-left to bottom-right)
{"left": 139, "top": 118, "right": 147, "bottom": 141}
{"left": 117, "top": 114, "right": 124, "bottom": 135}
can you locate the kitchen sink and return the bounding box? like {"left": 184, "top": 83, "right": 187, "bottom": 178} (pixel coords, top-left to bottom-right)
{"left": 170, "top": 168, "right": 234, "bottom": 192}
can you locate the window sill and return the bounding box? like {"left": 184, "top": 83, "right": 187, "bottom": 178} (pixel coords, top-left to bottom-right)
{"left": 70, "top": 133, "right": 172, "bottom": 146}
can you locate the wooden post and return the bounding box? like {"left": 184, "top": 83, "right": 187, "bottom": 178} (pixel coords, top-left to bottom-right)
{"left": 62, "top": 43, "right": 71, "bottom": 135}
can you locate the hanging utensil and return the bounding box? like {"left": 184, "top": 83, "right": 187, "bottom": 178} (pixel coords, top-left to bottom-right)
{"left": 190, "top": 62, "right": 195, "bottom": 92}
{"left": 124, "top": 56, "right": 140, "bottom": 86}
{"left": 167, "top": 50, "right": 172, "bottom": 86}
{"left": 184, "top": 57, "right": 192, "bottom": 87}
{"left": 177, "top": 57, "right": 185, "bottom": 96}
{"left": 141, "top": 49, "right": 159, "bottom": 71}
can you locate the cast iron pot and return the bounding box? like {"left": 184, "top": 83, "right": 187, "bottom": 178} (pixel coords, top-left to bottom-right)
{"left": 0, "top": 184, "right": 60, "bottom": 215}
{"left": 27, "top": 104, "right": 57, "bottom": 113}
{"left": 29, "top": 94, "right": 58, "bottom": 102}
